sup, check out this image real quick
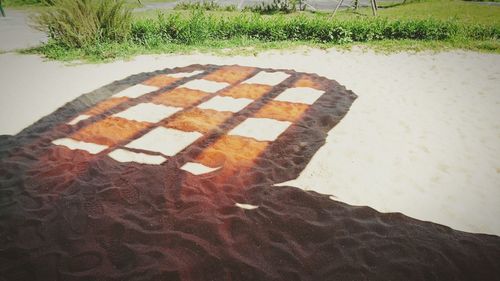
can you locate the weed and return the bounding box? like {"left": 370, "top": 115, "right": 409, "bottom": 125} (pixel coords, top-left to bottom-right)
{"left": 244, "top": 0, "right": 297, "bottom": 14}
{"left": 174, "top": 1, "right": 236, "bottom": 12}
{"left": 32, "top": 0, "right": 132, "bottom": 48}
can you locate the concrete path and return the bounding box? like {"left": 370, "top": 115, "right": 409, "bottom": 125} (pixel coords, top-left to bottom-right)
{"left": 0, "top": 9, "right": 47, "bottom": 52}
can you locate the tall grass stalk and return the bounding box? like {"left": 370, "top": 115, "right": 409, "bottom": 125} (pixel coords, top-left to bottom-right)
{"left": 33, "top": 0, "right": 132, "bottom": 48}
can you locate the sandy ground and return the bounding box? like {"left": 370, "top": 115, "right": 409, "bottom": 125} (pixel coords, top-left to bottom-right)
{"left": 0, "top": 49, "right": 499, "bottom": 236}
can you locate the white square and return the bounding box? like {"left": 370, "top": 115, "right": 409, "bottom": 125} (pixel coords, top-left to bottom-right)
{"left": 242, "top": 71, "right": 290, "bottom": 86}
{"left": 179, "top": 79, "right": 229, "bottom": 93}
{"left": 125, "top": 127, "right": 202, "bottom": 156}
{"left": 180, "top": 162, "right": 220, "bottom": 175}
{"left": 67, "top": 114, "right": 91, "bottom": 125}
{"left": 113, "top": 103, "right": 181, "bottom": 123}
{"left": 167, "top": 70, "right": 204, "bottom": 78}
{"left": 108, "top": 149, "right": 166, "bottom": 165}
{"left": 274, "top": 87, "right": 325, "bottom": 105}
{"left": 229, "top": 118, "right": 291, "bottom": 141}
{"left": 197, "top": 96, "right": 253, "bottom": 113}
{"left": 52, "top": 138, "right": 108, "bottom": 154}
{"left": 113, "top": 84, "right": 159, "bottom": 98}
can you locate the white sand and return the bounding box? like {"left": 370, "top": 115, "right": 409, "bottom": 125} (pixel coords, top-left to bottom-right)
{"left": 0, "top": 49, "right": 499, "bottom": 235}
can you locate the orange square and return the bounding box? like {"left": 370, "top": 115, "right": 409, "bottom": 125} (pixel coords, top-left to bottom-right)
{"left": 71, "top": 117, "right": 150, "bottom": 146}
{"left": 203, "top": 66, "right": 256, "bottom": 84}
{"left": 293, "top": 74, "right": 325, "bottom": 90}
{"left": 152, "top": 88, "right": 209, "bottom": 108}
{"left": 84, "top": 97, "right": 128, "bottom": 116}
{"left": 219, "top": 84, "right": 271, "bottom": 100}
{"left": 142, "top": 75, "right": 179, "bottom": 88}
{"left": 197, "top": 135, "right": 268, "bottom": 168}
{"left": 254, "top": 100, "right": 309, "bottom": 122}
{"left": 164, "top": 108, "right": 232, "bottom": 133}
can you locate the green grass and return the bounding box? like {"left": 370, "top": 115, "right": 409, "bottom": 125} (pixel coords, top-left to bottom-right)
{"left": 126, "top": 0, "right": 177, "bottom": 8}
{"left": 32, "top": 0, "right": 133, "bottom": 48}
{"left": 376, "top": 0, "right": 500, "bottom": 25}
{"left": 131, "top": 11, "right": 498, "bottom": 42}
{"left": 23, "top": 37, "right": 500, "bottom": 63}
{"left": 133, "top": 0, "right": 500, "bottom": 26}
{"left": 4, "top": 0, "right": 174, "bottom": 8}
{"left": 16, "top": 0, "right": 500, "bottom": 61}
{"left": 174, "top": 1, "right": 237, "bottom": 12}
{"left": 463, "top": 0, "right": 500, "bottom": 2}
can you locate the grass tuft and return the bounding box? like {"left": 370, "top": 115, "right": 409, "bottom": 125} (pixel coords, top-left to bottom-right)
{"left": 174, "top": 1, "right": 237, "bottom": 12}
{"left": 32, "top": 0, "right": 132, "bottom": 48}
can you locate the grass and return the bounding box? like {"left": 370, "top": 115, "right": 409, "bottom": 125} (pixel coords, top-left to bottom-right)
{"left": 375, "top": 0, "right": 500, "bottom": 25}
{"left": 13, "top": 0, "right": 500, "bottom": 61}
{"left": 32, "top": 0, "right": 133, "bottom": 48}
{"left": 4, "top": 0, "right": 174, "bottom": 8}
{"left": 133, "top": 11, "right": 498, "bottom": 41}
{"left": 126, "top": 0, "right": 177, "bottom": 8}
{"left": 22, "top": 38, "right": 500, "bottom": 63}
{"left": 174, "top": 1, "right": 237, "bottom": 12}
{"left": 133, "top": 0, "right": 500, "bottom": 26}
{"left": 463, "top": 0, "right": 500, "bottom": 2}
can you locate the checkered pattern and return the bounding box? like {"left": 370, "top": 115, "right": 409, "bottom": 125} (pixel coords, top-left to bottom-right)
{"left": 52, "top": 66, "right": 325, "bottom": 172}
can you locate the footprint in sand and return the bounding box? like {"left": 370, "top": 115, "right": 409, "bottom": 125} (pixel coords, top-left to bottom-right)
{"left": 119, "top": 186, "right": 140, "bottom": 205}
{"left": 106, "top": 243, "right": 137, "bottom": 271}
{"left": 83, "top": 197, "right": 104, "bottom": 219}
{"left": 61, "top": 199, "right": 88, "bottom": 233}
{"left": 17, "top": 193, "right": 44, "bottom": 210}
{"left": 67, "top": 251, "right": 103, "bottom": 273}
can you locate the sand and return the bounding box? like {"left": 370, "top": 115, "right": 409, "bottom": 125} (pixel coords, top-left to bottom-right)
{"left": 1, "top": 49, "right": 499, "bottom": 237}
{"left": 1, "top": 63, "right": 499, "bottom": 280}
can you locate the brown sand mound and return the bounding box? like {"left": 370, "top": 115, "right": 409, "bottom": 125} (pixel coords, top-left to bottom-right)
{"left": 0, "top": 65, "right": 499, "bottom": 281}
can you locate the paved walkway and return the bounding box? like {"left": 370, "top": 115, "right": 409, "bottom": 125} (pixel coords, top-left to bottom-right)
{"left": 0, "top": 9, "right": 47, "bottom": 52}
